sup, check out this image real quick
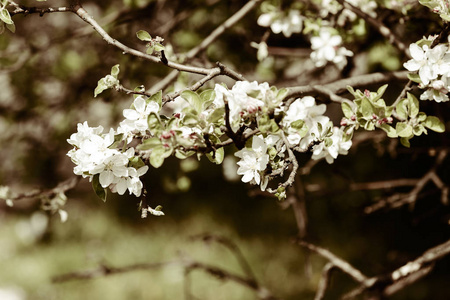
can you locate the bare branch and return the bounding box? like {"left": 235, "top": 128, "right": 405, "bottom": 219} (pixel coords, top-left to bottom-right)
{"left": 335, "top": 0, "right": 410, "bottom": 57}
{"left": 342, "top": 239, "right": 450, "bottom": 299}
{"left": 314, "top": 263, "right": 336, "bottom": 300}
{"left": 297, "top": 240, "right": 369, "bottom": 284}
{"left": 285, "top": 71, "right": 409, "bottom": 102}
{"left": 2, "top": 177, "right": 80, "bottom": 203}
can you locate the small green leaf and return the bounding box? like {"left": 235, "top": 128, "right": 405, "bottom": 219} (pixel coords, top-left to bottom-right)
{"left": 182, "top": 113, "right": 198, "bottom": 126}
{"left": 207, "top": 107, "right": 225, "bottom": 124}
{"left": 200, "top": 89, "right": 215, "bottom": 110}
{"left": 206, "top": 147, "right": 224, "bottom": 164}
{"left": 94, "top": 78, "right": 108, "bottom": 97}
{"left": 423, "top": 116, "right": 445, "bottom": 132}
{"left": 406, "top": 93, "right": 419, "bottom": 118}
{"left": 396, "top": 99, "right": 408, "bottom": 120}
{"left": 149, "top": 90, "right": 162, "bottom": 107}
{"left": 146, "top": 46, "right": 154, "bottom": 55}
{"left": 413, "top": 124, "right": 427, "bottom": 136}
{"left": 380, "top": 123, "right": 398, "bottom": 138}
{"left": 92, "top": 174, "right": 107, "bottom": 202}
{"left": 276, "top": 88, "right": 289, "bottom": 102}
{"left": 291, "top": 119, "right": 308, "bottom": 137}
{"left": 137, "top": 137, "right": 162, "bottom": 150}
{"left": 148, "top": 112, "right": 163, "bottom": 135}
{"left": 400, "top": 137, "right": 411, "bottom": 148}
{"left": 150, "top": 145, "right": 172, "bottom": 168}
{"left": 181, "top": 90, "right": 202, "bottom": 113}
{"left": 396, "top": 122, "right": 413, "bottom": 137}
{"left": 377, "top": 84, "right": 388, "bottom": 97}
{"left": 0, "top": 9, "right": 13, "bottom": 25}
{"left": 129, "top": 156, "right": 146, "bottom": 169}
{"left": 6, "top": 22, "right": 15, "bottom": 33}
{"left": 136, "top": 30, "right": 152, "bottom": 41}
{"left": 154, "top": 43, "right": 165, "bottom": 52}
{"left": 407, "top": 73, "right": 422, "bottom": 83}
{"left": 341, "top": 101, "right": 354, "bottom": 119}
{"left": 360, "top": 97, "right": 374, "bottom": 118}
{"left": 110, "top": 64, "right": 120, "bottom": 78}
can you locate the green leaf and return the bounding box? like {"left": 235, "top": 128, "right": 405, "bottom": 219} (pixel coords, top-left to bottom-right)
{"left": 377, "top": 84, "right": 388, "bottom": 97}
{"left": 341, "top": 101, "right": 354, "bottom": 119}
{"left": 6, "top": 22, "right": 15, "bottom": 33}
{"left": 407, "top": 73, "right": 422, "bottom": 83}
{"left": 291, "top": 119, "right": 308, "bottom": 137}
{"left": 92, "top": 174, "right": 107, "bottom": 202}
{"left": 396, "top": 122, "right": 413, "bottom": 137}
{"left": 276, "top": 88, "right": 289, "bottom": 102}
{"left": 175, "top": 149, "right": 195, "bottom": 159}
{"left": 400, "top": 137, "right": 411, "bottom": 148}
{"left": 396, "top": 99, "right": 408, "bottom": 120}
{"left": 182, "top": 113, "right": 198, "bottom": 126}
{"left": 181, "top": 90, "right": 202, "bottom": 113}
{"left": 380, "top": 123, "right": 398, "bottom": 138}
{"left": 200, "top": 89, "right": 215, "bottom": 110}
{"left": 417, "top": 112, "right": 427, "bottom": 122}
{"left": 110, "top": 64, "right": 120, "bottom": 78}
{"left": 149, "top": 90, "right": 162, "bottom": 107}
{"left": 148, "top": 112, "right": 163, "bottom": 135}
{"left": 154, "top": 43, "right": 165, "bottom": 52}
{"left": 406, "top": 93, "right": 419, "bottom": 118}
{"left": 136, "top": 30, "right": 152, "bottom": 41}
{"left": 206, "top": 147, "right": 224, "bottom": 164}
{"left": 146, "top": 46, "right": 154, "bottom": 55}
{"left": 360, "top": 97, "right": 374, "bottom": 118}
{"left": 423, "top": 116, "right": 445, "bottom": 132}
{"left": 207, "top": 107, "right": 225, "bottom": 124}
{"left": 347, "top": 85, "right": 356, "bottom": 97}
{"left": 129, "top": 156, "right": 146, "bottom": 169}
{"left": 137, "top": 137, "right": 162, "bottom": 150}
{"left": 0, "top": 9, "right": 13, "bottom": 25}
{"left": 150, "top": 145, "right": 172, "bottom": 168}
{"left": 413, "top": 124, "right": 427, "bottom": 136}
{"left": 94, "top": 78, "right": 108, "bottom": 97}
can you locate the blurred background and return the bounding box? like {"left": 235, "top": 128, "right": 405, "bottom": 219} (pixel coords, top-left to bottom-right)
{"left": 0, "top": 0, "right": 449, "bottom": 299}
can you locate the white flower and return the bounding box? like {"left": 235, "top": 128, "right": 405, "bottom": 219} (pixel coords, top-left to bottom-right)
{"left": 122, "top": 96, "right": 160, "bottom": 135}
{"left": 213, "top": 81, "right": 266, "bottom": 132}
{"left": 403, "top": 43, "right": 450, "bottom": 85}
{"left": 310, "top": 28, "right": 353, "bottom": 68}
{"left": 257, "top": 10, "right": 303, "bottom": 38}
{"left": 235, "top": 135, "right": 269, "bottom": 185}
{"left": 283, "top": 96, "right": 329, "bottom": 149}
{"left": 311, "top": 126, "right": 352, "bottom": 163}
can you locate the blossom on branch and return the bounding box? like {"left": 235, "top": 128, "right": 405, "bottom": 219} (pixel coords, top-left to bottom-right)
{"left": 310, "top": 28, "right": 353, "bottom": 69}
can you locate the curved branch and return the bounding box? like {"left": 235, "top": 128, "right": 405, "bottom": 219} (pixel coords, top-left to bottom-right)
{"left": 285, "top": 71, "right": 409, "bottom": 102}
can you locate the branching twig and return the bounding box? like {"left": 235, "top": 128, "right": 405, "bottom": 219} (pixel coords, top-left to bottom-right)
{"left": 1, "top": 177, "right": 80, "bottom": 203}
{"left": 280, "top": 131, "right": 299, "bottom": 188}
{"left": 314, "top": 263, "right": 336, "bottom": 300}
{"left": 190, "top": 233, "right": 257, "bottom": 283}
{"left": 296, "top": 240, "right": 369, "bottom": 284}
{"left": 364, "top": 149, "right": 449, "bottom": 213}
{"left": 335, "top": 0, "right": 410, "bottom": 58}
{"left": 342, "top": 239, "right": 450, "bottom": 299}
{"left": 285, "top": 71, "right": 409, "bottom": 102}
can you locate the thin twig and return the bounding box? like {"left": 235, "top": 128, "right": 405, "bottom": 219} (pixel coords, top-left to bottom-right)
{"left": 342, "top": 239, "right": 450, "bottom": 299}
{"left": 314, "top": 263, "right": 336, "bottom": 300}
{"left": 296, "top": 240, "right": 369, "bottom": 284}
{"left": 335, "top": 0, "right": 410, "bottom": 58}
{"left": 285, "top": 71, "right": 409, "bottom": 102}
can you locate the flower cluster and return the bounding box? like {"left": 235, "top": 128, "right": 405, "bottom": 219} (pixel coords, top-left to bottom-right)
{"left": 214, "top": 81, "right": 280, "bottom": 132}
{"left": 257, "top": 9, "right": 303, "bottom": 38}
{"left": 404, "top": 40, "right": 450, "bottom": 102}
{"left": 310, "top": 28, "right": 354, "bottom": 69}
{"left": 320, "top": 0, "right": 377, "bottom": 26}
{"left": 67, "top": 121, "right": 149, "bottom": 197}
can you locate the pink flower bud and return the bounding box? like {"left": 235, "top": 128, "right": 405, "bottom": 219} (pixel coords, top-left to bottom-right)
{"left": 372, "top": 113, "right": 378, "bottom": 120}
{"left": 340, "top": 118, "right": 348, "bottom": 126}
{"left": 174, "top": 113, "right": 181, "bottom": 118}
{"left": 364, "top": 90, "right": 371, "bottom": 98}
{"left": 351, "top": 115, "right": 356, "bottom": 121}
